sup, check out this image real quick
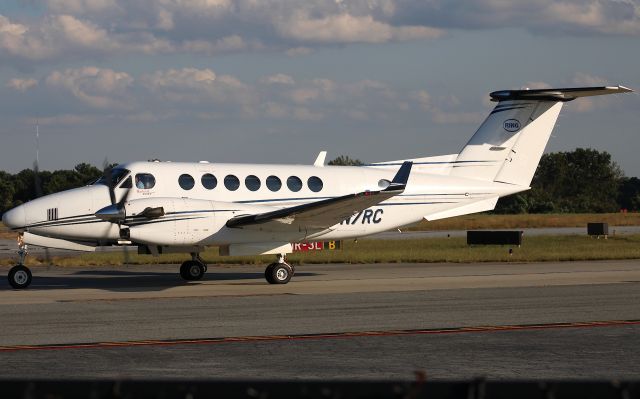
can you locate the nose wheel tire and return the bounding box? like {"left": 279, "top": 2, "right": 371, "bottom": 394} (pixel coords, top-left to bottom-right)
{"left": 8, "top": 265, "right": 32, "bottom": 289}
{"left": 180, "top": 260, "right": 205, "bottom": 281}
{"left": 265, "top": 263, "right": 293, "bottom": 284}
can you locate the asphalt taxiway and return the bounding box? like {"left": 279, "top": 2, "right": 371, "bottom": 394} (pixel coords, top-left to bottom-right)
{"left": 1, "top": 261, "right": 639, "bottom": 380}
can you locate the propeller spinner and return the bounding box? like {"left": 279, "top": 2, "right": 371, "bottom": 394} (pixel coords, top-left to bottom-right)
{"left": 95, "top": 161, "right": 131, "bottom": 224}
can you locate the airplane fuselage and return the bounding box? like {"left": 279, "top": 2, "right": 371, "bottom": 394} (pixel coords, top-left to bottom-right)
{"left": 4, "top": 161, "right": 518, "bottom": 248}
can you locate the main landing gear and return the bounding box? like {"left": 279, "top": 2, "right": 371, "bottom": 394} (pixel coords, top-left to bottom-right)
{"left": 264, "top": 254, "right": 294, "bottom": 284}
{"left": 177, "top": 253, "right": 295, "bottom": 285}
{"left": 179, "top": 252, "right": 208, "bottom": 281}
{"left": 8, "top": 234, "right": 32, "bottom": 289}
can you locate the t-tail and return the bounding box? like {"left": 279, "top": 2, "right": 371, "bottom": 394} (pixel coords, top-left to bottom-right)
{"left": 450, "top": 86, "right": 632, "bottom": 187}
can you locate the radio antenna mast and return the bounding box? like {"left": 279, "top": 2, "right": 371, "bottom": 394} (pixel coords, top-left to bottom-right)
{"left": 35, "top": 120, "right": 39, "bottom": 166}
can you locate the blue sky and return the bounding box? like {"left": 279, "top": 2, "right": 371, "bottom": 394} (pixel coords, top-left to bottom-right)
{"left": 0, "top": 0, "right": 638, "bottom": 175}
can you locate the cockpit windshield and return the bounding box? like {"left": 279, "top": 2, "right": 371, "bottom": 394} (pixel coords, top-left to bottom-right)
{"left": 94, "top": 168, "right": 131, "bottom": 187}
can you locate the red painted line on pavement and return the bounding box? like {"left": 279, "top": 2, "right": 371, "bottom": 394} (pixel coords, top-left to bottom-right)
{"left": 1, "top": 319, "right": 638, "bottom": 353}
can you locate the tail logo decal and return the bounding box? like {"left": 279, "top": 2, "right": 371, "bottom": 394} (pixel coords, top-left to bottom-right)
{"left": 503, "top": 119, "right": 521, "bottom": 132}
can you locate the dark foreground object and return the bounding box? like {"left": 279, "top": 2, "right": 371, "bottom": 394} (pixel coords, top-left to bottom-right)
{"left": 588, "top": 223, "right": 609, "bottom": 236}
{"left": 467, "top": 230, "right": 523, "bottom": 246}
{"left": 1, "top": 380, "right": 638, "bottom": 399}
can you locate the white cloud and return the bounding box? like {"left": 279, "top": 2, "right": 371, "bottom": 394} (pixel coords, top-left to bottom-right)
{"left": 46, "top": 0, "right": 122, "bottom": 15}
{"left": 0, "top": 1, "right": 446, "bottom": 67}
{"left": 140, "top": 67, "right": 255, "bottom": 107}
{"left": 142, "top": 67, "right": 216, "bottom": 90}
{"left": 412, "top": 90, "right": 431, "bottom": 110}
{"left": 286, "top": 47, "right": 313, "bottom": 57}
{"left": 293, "top": 107, "right": 323, "bottom": 121}
{"left": 396, "top": 0, "right": 640, "bottom": 36}
{"left": 412, "top": 89, "right": 485, "bottom": 124}
{"left": 543, "top": 1, "right": 640, "bottom": 35}
{"left": 287, "top": 79, "right": 338, "bottom": 104}
{"left": 430, "top": 109, "right": 484, "bottom": 125}
{"left": 571, "top": 72, "right": 607, "bottom": 87}
{"left": 54, "top": 14, "right": 113, "bottom": 48}
{"left": 260, "top": 74, "right": 295, "bottom": 85}
{"left": 1, "top": 0, "right": 635, "bottom": 69}
{"left": 156, "top": 8, "right": 174, "bottom": 31}
{"left": 6, "top": 78, "right": 38, "bottom": 92}
{"left": 16, "top": 66, "right": 554, "bottom": 128}
{"left": 0, "top": 13, "right": 118, "bottom": 63}
{"left": 45, "top": 67, "right": 133, "bottom": 109}
{"left": 569, "top": 72, "right": 610, "bottom": 112}
{"left": 278, "top": 12, "right": 443, "bottom": 43}
{"left": 33, "top": 114, "right": 97, "bottom": 126}
{"left": 180, "top": 35, "right": 249, "bottom": 54}
{"left": 522, "top": 81, "right": 553, "bottom": 90}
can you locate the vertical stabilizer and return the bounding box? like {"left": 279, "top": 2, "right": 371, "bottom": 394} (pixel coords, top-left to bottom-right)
{"left": 450, "top": 85, "right": 631, "bottom": 187}
{"left": 493, "top": 102, "right": 562, "bottom": 186}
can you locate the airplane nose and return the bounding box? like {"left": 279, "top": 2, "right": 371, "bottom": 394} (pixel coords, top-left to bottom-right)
{"left": 2, "top": 205, "right": 26, "bottom": 230}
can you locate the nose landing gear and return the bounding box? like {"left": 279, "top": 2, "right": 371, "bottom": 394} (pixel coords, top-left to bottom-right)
{"left": 8, "top": 234, "right": 32, "bottom": 289}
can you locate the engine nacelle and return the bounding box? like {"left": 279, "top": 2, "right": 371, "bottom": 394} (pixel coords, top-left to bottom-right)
{"left": 125, "top": 197, "right": 231, "bottom": 246}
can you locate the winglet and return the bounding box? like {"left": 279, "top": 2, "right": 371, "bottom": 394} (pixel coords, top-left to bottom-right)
{"left": 386, "top": 161, "right": 412, "bottom": 191}
{"left": 314, "top": 151, "right": 327, "bottom": 167}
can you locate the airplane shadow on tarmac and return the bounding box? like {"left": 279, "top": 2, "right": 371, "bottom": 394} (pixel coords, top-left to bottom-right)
{"left": 0, "top": 269, "right": 319, "bottom": 292}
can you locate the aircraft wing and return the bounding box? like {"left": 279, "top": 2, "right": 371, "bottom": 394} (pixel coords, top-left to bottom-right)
{"left": 226, "top": 161, "right": 412, "bottom": 232}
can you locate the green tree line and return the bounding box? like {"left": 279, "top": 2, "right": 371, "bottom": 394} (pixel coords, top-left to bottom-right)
{"left": 0, "top": 163, "right": 103, "bottom": 214}
{"left": 1, "top": 149, "right": 639, "bottom": 216}
{"left": 494, "top": 148, "right": 640, "bottom": 213}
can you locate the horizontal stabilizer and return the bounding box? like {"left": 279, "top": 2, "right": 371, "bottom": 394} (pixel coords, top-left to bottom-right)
{"left": 490, "top": 85, "right": 632, "bottom": 102}
{"left": 425, "top": 196, "right": 500, "bottom": 221}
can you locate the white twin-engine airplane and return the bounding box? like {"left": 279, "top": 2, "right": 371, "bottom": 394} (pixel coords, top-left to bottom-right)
{"left": 2, "top": 86, "right": 632, "bottom": 289}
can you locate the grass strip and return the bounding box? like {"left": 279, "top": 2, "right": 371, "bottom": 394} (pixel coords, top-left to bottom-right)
{"left": 3, "top": 234, "right": 640, "bottom": 267}
{"left": 409, "top": 212, "right": 640, "bottom": 231}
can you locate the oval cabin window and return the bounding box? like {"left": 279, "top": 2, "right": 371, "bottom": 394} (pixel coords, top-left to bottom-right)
{"left": 287, "top": 176, "right": 303, "bottom": 192}
{"left": 178, "top": 174, "right": 195, "bottom": 190}
{"left": 224, "top": 175, "right": 240, "bottom": 191}
{"left": 201, "top": 173, "right": 217, "bottom": 190}
{"left": 245, "top": 175, "right": 261, "bottom": 191}
{"left": 266, "top": 176, "right": 282, "bottom": 192}
{"left": 307, "top": 176, "right": 323, "bottom": 192}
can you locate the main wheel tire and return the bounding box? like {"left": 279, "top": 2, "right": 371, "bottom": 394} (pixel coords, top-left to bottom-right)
{"left": 268, "top": 263, "right": 293, "bottom": 285}
{"left": 180, "top": 260, "right": 205, "bottom": 281}
{"left": 264, "top": 263, "right": 276, "bottom": 284}
{"left": 8, "top": 265, "right": 32, "bottom": 289}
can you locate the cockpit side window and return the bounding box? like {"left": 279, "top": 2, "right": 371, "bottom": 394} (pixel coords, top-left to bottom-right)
{"left": 120, "top": 176, "right": 132, "bottom": 189}
{"left": 95, "top": 168, "right": 130, "bottom": 186}
{"left": 135, "top": 173, "right": 156, "bottom": 189}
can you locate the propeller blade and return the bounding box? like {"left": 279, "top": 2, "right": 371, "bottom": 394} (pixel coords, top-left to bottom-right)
{"left": 44, "top": 248, "right": 51, "bottom": 268}
{"left": 117, "top": 186, "right": 132, "bottom": 210}
{"left": 102, "top": 158, "right": 116, "bottom": 205}
{"left": 123, "top": 246, "right": 130, "bottom": 266}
